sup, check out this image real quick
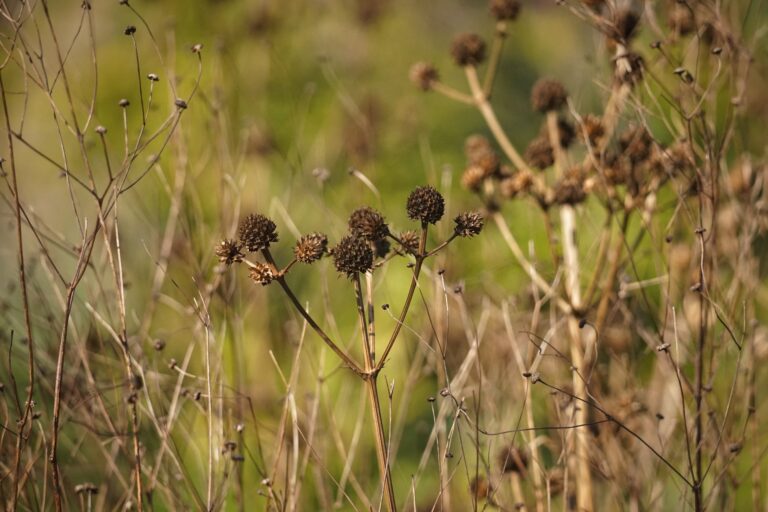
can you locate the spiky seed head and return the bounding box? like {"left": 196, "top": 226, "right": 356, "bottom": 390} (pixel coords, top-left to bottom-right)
{"left": 531, "top": 79, "right": 568, "bottom": 113}
{"left": 464, "top": 134, "right": 493, "bottom": 162}
{"left": 498, "top": 445, "right": 529, "bottom": 474}
{"left": 409, "top": 62, "right": 439, "bottom": 91}
{"left": 248, "top": 262, "right": 274, "bottom": 286}
{"left": 490, "top": 0, "right": 521, "bottom": 21}
{"left": 331, "top": 235, "right": 373, "bottom": 277}
{"left": 294, "top": 233, "right": 328, "bottom": 264}
{"left": 407, "top": 185, "right": 445, "bottom": 224}
{"left": 349, "top": 207, "right": 389, "bottom": 241}
{"left": 524, "top": 136, "right": 554, "bottom": 169}
{"left": 582, "top": 114, "right": 605, "bottom": 147}
{"left": 454, "top": 212, "right": 484, "bottom": 237}
{"left": 619, "top": 125, "right": 653, "bottom": 164}
{"left": 238, "top": 214, "right": 278, "bottom": 252}
{"left": 398, "top": 230, "right": 420, "bottom": 255}
{"left": 450, "top": 33, "right": 486, "bottom": 67}
{"left": 461, "top": 165, "right": 487, "bottom": 191}
{"left": 500, "top": 171, "right": 534, "bottom": 198}
{"left": 474, "top": 149, "right": 500, "bottom": 175}
{"left": 554, "top": 178, "right": 587, "bottom": 205}
{"left": 216, "top": 239, "right": 243, "bottom": 265}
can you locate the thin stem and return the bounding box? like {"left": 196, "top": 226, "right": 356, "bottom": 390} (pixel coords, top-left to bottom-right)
{"left": 482, "top": 21, "right": 508, "bottom": 98}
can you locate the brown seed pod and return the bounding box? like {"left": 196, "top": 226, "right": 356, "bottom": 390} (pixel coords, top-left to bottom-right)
{"left": 525, "top": 136, "right": 554, "bottom": 169}
{"left": 500, "top": 171, "right": 534, "bottom": 198}
{"left": 331, "top": 235, "right": 374, "bottom": 277}
{"left": 409, "top": 62, "right": 439, "bottom": 91}
{"left": 461, "top": 165, "right": 488, "bottom": 192}
{"left": 450, "top": 33, "right": 486, "bottom": 67}
{"left": 465, "top": 134, "right": 493, "bottom": 162}
{"left": 489, "top": 0, "right": 521, "bottom": 21}
{"left": 349, "top": 207, "right": 389, "bottom": 241}
{"left": 398, "top": 230, "right": 420, "bottom": 255}
{"left": 407, "top": 186, "right": 445, "bottom": 224}
{"left": 454, "top": 211, "right": 484, "bottom": 237}
{"left": 531, "top": 79, "right": 568, "bottom": 113}
{"left": 216, "top": 239, "right": 243, "bottom": 265}
{"left": 239, "top": 214, "right": 278, "bottom": 252}
{"left": 249, "top": 262, "right": 275, "bottom": 286}
{"left": 294, "top": 233, "right": 328, "bottom": 264}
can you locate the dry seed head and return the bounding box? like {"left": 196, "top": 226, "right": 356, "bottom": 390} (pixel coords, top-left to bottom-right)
{"left": 450, "top": 33, "right": 486, "bottom": 67}
{"left": 619, "top": 125, "right": 654, "bottom": 164}
{"left": 409, "top": 62, "right": 439, "bottom": 91}
{"left": 332, "top": 235, "right": 373, "bottom": 277}
{"left": 294, "top": 233, "right": 328, "bottom": 263}
{"left": 348, "top": 206, "right": 389, "bottom": 241}
{"left": 249, "top": 262, "right": 275, "bottom": 286}
{"left": 500, "top": 171, "right": 533, "bottom": 198}
{"left": 398, "top": 230, "right": 420, "bottom": 255}
{"left": 239, "top": 213, "right": 278, "bottom": 252}
{"left": 617, "top": 52, "right": 644, "bottom": 85}
{"left": 581, "top": 114, "right": 605, "bottom": 147}
{"left": 407, "top": 185, "right": 445, "bottom": 224}
{"left": 498, "top": 445, "right": 529, "bottom": 474}
{"left": 474, "top": 149, "right": 501, "bottom": 175}
{"left": 554, "top": 177, "right": 587, "bottom": 205}
{"left": 461, "top": 165, "right": 488, "bottom": 191}
{"left": 489, "top": 0, "right": 521, "bottom": 21}
{"left": 531, "top": 79, "right": 568, "bottom": 113}
{"left": 454, "top": 212, "right": 484, "bottom": 237}
{"left": 216, "top": 239, "right": 243, "bottom": 265}
{"left": 525, "top": 136, "right": 554, "bottom": 169}
{"left": 465, "top": 134, "right": 493, "bottom": 162}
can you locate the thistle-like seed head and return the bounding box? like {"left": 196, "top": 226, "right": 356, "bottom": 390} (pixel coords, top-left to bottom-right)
{"left": 409, "top": 62, "right": 439, "bottom": 91}
{"left": 248, "top": 262, "right": 274, "bottom": 286}
{"left": 407, "top": 185, "right": 445, "bottom": 224}
{"left": 216, "top": 239, "right": 243, "bottom": 265}
{"left": 349, "top": 207, "right": 389, "bottom": 241}
{"left": 490, "top": 0, "right": 521, "bottom": 21}
{"left": 531, "top": 79, "right": 568, "bottom": 113}
{"left": 619, "top": 125, "right": 653, "bottom": 164}
{"left": 398, "top": 230, "right": 420, "bottom": 255}
{"left": 525, "top": 136, "right": 554, "bottom": 169}
{"left": 294, "top": 233, "right": 328, "bottom": 264}
{"left": 450, "top": 33, "right": 486, "bottom": 67}
{"left": 461, "top": 165, "right": 487, "bottom": 191}
{"left": 454, "top": 212, "right": 485, "bottom": 237}
{"left": 498, "top": 445, "right": 529, "bottom": 474}
{"left": 331, "top": 235, "right": 373, "bottom": 278}
{"left": 238, "top": 213, "right": 278, "bottom": 252}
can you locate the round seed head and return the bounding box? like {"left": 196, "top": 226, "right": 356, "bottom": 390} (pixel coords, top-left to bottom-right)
{"left": 238, "top": 213, "right": 278, "bottom": 252}
{"left": 216, "top": 239, "right": 243, "bottom": 265}
{"left": 500, "top": 171, "right": 534, "bottom": 198}
{"left": 248, "top": 262, "right": 274, "bottom": 286}
{"left": 525, "top": 136, "right": 554, "bottom": 169}
{"left": 498, "top": 445, "right": 529, "bottom": 474}
{"left": 581, "top": 114, "right": 605, "bottom": 147}
{"left": 450, "top": 33, "right": 486, "bottom": 67}
{"left": 294, "top": 233, "right": 328, "bottom": 264}
{"left": 406, "top": 185, "right": 445, "bottom": 224}
{"left": 531, "top": 79, "right": 568, "bottom": 113}
{"left": 454, "top": 212, "right": 484, "bottom": 237}
{"left": 461, "top": 165, "right": 487, "bottom": 191}
{"left": 398, "top": 230, "right": 420, "bottom": 255}
{"left": 490, "top": 0, "right": 521, "bottom": 21}
{"left": 332, "top": 235, "right": 373, "bottom": 277}
{"left": 619, "top": 125, "right": 653, "bottom": 164}
{"left": 554, "top": 177, "right": 587, "bottom": 205}
{"left": 348, "top": 207, "right": 389, "bottom": 241}
{"left": 409, "top": 62, "right": 439, "bottom": 91}
{"left": 464, "top": 134, "right": 493, "bottom": 162}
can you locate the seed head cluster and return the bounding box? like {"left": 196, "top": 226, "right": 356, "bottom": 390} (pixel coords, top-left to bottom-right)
{"left": 349, "top": 207, "right": 389, "bottom": 241}
{"left": 249, "top": 262, "right": 274, "bottom": 286}
{"left": 332, "top": 235, "right": 374, "bottom": 278}
{"left": 407, "top": 186, "right": 445, "bottom": 224}
{"left": 490, "top": 0, "right": 521, "bottom": 21}
{"left": 295, "top": 233, "right": 328, "bottom": 264}
{"left": 454, "top": 212, "right": 485, "bottom": 237}
{"left": 216, "top": 239, "right": 243, "bottom": 265}
{"left": 531, "top": 79, "right": 568, "bottom": 113}
{"left": 239, "top": 213, "right": 278, "bottom": 252}
{"left": 450, "top": 33, "right": 486, "bottom": 67}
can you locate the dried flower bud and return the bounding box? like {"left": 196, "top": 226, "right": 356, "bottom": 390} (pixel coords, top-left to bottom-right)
{"left": 461, "top": 165, "right": 487, "bottom": 191}
{"left": 619, "top": 126, "right": 653, "bottom": 164}
{"left": 500, "top": 171, "right": 533, "bottom": 198}
{"left": 239, "top": 214, "right": 278, "bottom": 252}
{"left": 174, "top": 98, "right": 188, "bottom": 109}
{"left": 294, "top": 233, "right": 328, "bottom": 263}
{"left": 525, "top": 136, "right": 554, "bottom": 169}
{"left": 248, "top": 262, "right": 274, "bottom": 286}
{"left": 398, "top": 230, "right": 420, "bottom": 255}
{"left": 349, "top": 207, "right": 389, "bottom": 241}
{"left": 147, "top": 73, "right": 159, "bottom": 82}
{"left": 531, "top": 79, "right": 568, "bottom": 113}
{"left": 216, "top": 239, "right": 243, "bottom": 265}
{"left": 498, "top": 445, "right": 529, "bottom": 474}
{"left": 450, "top": 33, "right": 486, "bottom": 67}
{"left": 124, "top": 25, "right": 136, "bottom": 36}
{"left": 95, "top": 125, "right": 107, "bottom": 135}
{"left": 454, "top": 212, "right": 484, "bottom": 237}
{"left": 474, "top": 149, "right": 501, "bottom": 175}
{"left": 74, "top": 483, "right": 99, "bottom": 495}
{"left": 118, "top": 98, "right": 130, "bottom": 107}
{"left": 332, "top": 235, "right": 373, "bottom": 277}
{"left": 490, "top": 0, "right": 521, "bottom": 21}
{"left": 465, "top": 134, "right": 493, "bottom": 162}
{"left": 617, "top": 52, "right": 644, "bottom": 85}
{"left": 409, "top": 62, "right": 439, "bottom": 91}
{"left": 406, "top": 185, "right": 445, "bottom": 224}
{"left": 581, "top": 114, "right": 604, "bottom": 147}
{"left": 554, "top": 176, "right": 587, "bottom": 205}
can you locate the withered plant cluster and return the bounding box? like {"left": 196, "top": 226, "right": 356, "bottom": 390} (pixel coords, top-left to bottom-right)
{"left": 1, "top": 0, "right": 766, "bottom": 511}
